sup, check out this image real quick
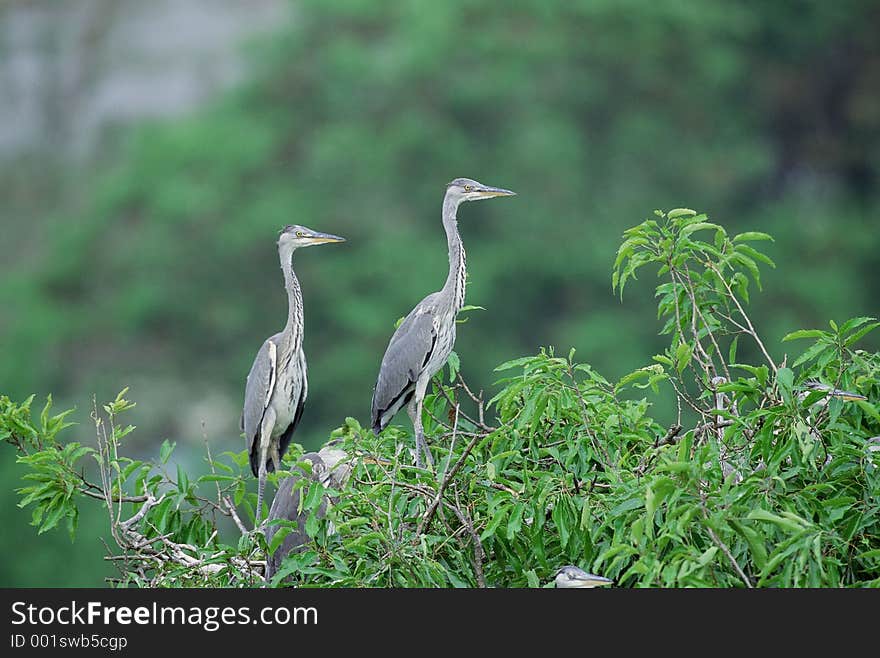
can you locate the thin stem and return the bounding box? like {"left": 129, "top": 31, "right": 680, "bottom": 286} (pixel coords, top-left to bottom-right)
{"left": 417, "top": 411, "right": 479, "bottom": 535}
{"left": 706, "top": 262, "right": 777, "bottom": 374}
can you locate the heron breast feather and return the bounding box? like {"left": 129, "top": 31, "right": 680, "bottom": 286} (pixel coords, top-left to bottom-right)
{"left": 267, "top": 352, "right": 304, "bottom": 437}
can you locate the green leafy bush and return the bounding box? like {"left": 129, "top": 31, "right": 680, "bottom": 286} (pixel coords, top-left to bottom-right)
{"left": 3, "top": 210, "right": 878, "bottom": 587}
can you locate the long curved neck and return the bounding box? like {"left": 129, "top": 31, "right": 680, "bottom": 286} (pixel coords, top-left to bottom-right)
{"left": 280, "top": 246, "right": 304, "bottom": 351}
{"left": 441, "top": 193, "right": 467, "bottom": 312}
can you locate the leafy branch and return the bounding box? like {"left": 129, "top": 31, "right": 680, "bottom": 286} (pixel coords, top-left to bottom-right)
{"left": 4, "top": 208, "right": 880, "bottom": 588}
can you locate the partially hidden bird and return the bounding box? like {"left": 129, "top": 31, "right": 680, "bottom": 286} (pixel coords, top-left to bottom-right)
{"left": 370, "top": 178, "right": 516, "bottom": 468}
{"left": 242, "top": 224, "right": 345, "bottom": 526}
{"left": 800, "top": 379, "right": 867, "bottom": 404}
{"left": 264, "top": 442, "right": 350, "bottom": 582}
{"left": 553, "top": 565, "right": 614, "bottom": 588}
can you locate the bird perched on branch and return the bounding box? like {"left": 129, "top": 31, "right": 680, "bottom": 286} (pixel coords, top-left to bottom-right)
{"left": 370, "top": 178, "right": 515, "bottom": 468}
{"left": 264, "top": 443, "right": 350, "bottom": 582}
{"left": 553, "top": 565, "right": 614, "bottom": 588}
{"left": 242, "top": 224, "right": 345, "bottom": 526}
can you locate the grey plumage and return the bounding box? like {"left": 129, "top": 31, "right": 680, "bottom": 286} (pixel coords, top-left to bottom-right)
{"left": 242, "top": 336, "right": 307, "bottom": 478}
{"left": 370, "top": 300, "right": 438, "bottom": 432}
{"left": 242, "top": 224, "right": 345, "bottom": 526}
{"left": 264, "top": 444, "right": 350, "bottom": 583}
{"left": 370, "top": 178, "right": 515, "bottom": 468}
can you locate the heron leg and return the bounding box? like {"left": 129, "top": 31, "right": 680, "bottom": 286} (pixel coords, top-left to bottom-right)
{"left": 255, "top": 406, "right": 277, "bottom": 529}
{"left": 270, "top": 444, "right": 282, "bottom": 473}
{"left": 406, "top": 400, "right": 420, "bottom": 466}
{"left": 256, "top": 462, "right": 267, "bottom": 530}
{"left": 408, "top": 381, "right": 434, "bottom": 471}
{"left": 415, "top": 398, "right": 435, "bottom": 470}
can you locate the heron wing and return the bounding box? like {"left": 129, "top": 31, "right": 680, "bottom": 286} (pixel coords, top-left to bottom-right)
{"left": 371, "top": 305, "right": 437, "bottom": 433}
{"left": 243, "top": 337, "right": 278, "bottom": 477}
{"left": 274, "top": 349, "right": 308, "bottom": 473}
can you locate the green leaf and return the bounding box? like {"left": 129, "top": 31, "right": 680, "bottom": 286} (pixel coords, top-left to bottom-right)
{"left": 839, "top": 316, "right": 876, "bottom": 335}
{"left": 617, "top": 368, "right": 651, "bottom": 389}
{"left": 446, "top": 351, "right": 460, "bottom": 383}
{"left": 675, "top": 342, "right": 692, "bottom": 373}
{"left": 731, "top": 252, "right": 762, "bottom": 289}
{"left": 776, "top": 367, "right": 793, "bottom": 403}
{"left": 782, "top": 329, "right": 827, "bottom": 342}
{"left": 733, "top": 231, "right": 774, "bottom": 242}
{"left": 176, "top": 464, "right": 189, "bottom": 495}
{"left": 747, "top": 509, "right": 806, "bottom": 533}
{"left": 680, "top": 222, "right": 721, "bottom": 238}
{"left": 304, "top": 511, "right": 319, "bottom": 538}
{"left": 494, "top": 356, "right": 534, "bottom": 372}
{"left": 506, "top": 503, "right": 524, "bottom": 539}
{"left": 159, "top": 439, "right": 175, "bottom": 464}
{"left": 610, "top": 497, "right": 644, "bottom": 516}
{"left": 792, "top": 340, "right": 831, "bottom": 368}
{"left": 198, "top": 474, "right": 237, "bottom": 483}
{"left": 552, "top": 502, "right": 570, "bottom": 549}
{"left": 844, "top": 322, "right": 880, "bottom": 347}
{"left": 525, "top": 569, "right": 541, "bottom": 588}
{"left": 645, "top": 485, "right": 657, "bottom": 521}
{"left": 480, "top": 505, "right": 508, "bottom": 542}
{"left": 485, "top": 461, "right": 496, "bottom": 481}
{"left": 697, "top": 546, "right": 718, "bottom": 567}
{"left": 857, "top": 400, "right": 880, "bottom": 424}
{"left": 729, "top": 519, "right": 767, "bottom": 570}
{"left": 667, "top": 208, "right": 697, "bottom": 219}
{"left": 735, "top": 243, "right": 775, "bottom": 268}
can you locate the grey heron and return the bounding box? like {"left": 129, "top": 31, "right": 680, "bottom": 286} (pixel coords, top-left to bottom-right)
{"left": 242, "top": 224, "right": 345, "bottom": 526}
{"left": 264, "top": 443, "right": 350, "bottom": 582}
{"left": 716, "top": 379, "right": 868, "bottom": 477}
{"left": 800, "top": 380, "right": 867, "bottom": 404}
{"left": 370, "top": 178, "right": 515, "bottom": 468}
{"left": 553, "top": 565, "right": 614, "bottom": 588}
{"left": 799, "top": 380, "right": 867, "bottom": 465}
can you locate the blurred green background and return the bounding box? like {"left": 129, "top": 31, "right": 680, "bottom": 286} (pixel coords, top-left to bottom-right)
{"left": 1, "top": 0, "right": 878, "bottom": 586}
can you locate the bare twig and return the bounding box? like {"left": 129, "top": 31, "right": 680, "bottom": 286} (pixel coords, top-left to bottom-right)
{"left": 656, "top": 424, "right": 684, "bottom": 447}
{"left": 416, "top": 412, "right": 480, "bottom": 535}
{"left": 682, "top": 263, "right": 731, "bottom": 382}
{"left": 482, "top": 480, "right": 520, "bottom": 497}
{"left": 224, "top": 496, "right": 249, "bottom": 536}
{"left": 436, "top": 383, "right": 492, "bottom": 432}
{"left": 84, "top": 399, "right": 264, "bottom": 587}
{"left": 706, "top": 262, "right": 777, "bottom": 374}
{"left": 694, "top": 419, "right": 735, "bottom": 437}
{"left": 79, "top": 486, "right": 148, "bottom": 504}
{"left": 121, "top": 494, "right": 165, "bottom": 528}
{"left": 457, "top": 374, "right": 494, "bottom": 431}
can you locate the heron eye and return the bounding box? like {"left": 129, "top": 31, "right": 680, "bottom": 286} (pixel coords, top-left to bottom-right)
{"left": 464, "top": 185, "right": 472, "bottom": 191}
{"left": 296, "top": 231, "right": 304, "bottom": 237}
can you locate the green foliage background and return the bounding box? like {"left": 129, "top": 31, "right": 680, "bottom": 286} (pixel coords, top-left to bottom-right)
{"left": 1, "top": 0, "right": 879, "bottom": 585}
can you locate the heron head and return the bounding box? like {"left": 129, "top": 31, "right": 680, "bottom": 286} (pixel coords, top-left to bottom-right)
{"left": 553, "top": 565, "right": 613, "bottom": 588}
{"left": 278, "top": 224, "right": 346, "bottom": 250}
{"left": 317, "top": 444, "right": 351, "bottom": 488}
{"left": 445, "top": 177, "right": 516, "bottom": 205}
{"left": 802, "top": 380, "right": 866, "bottom": 402}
